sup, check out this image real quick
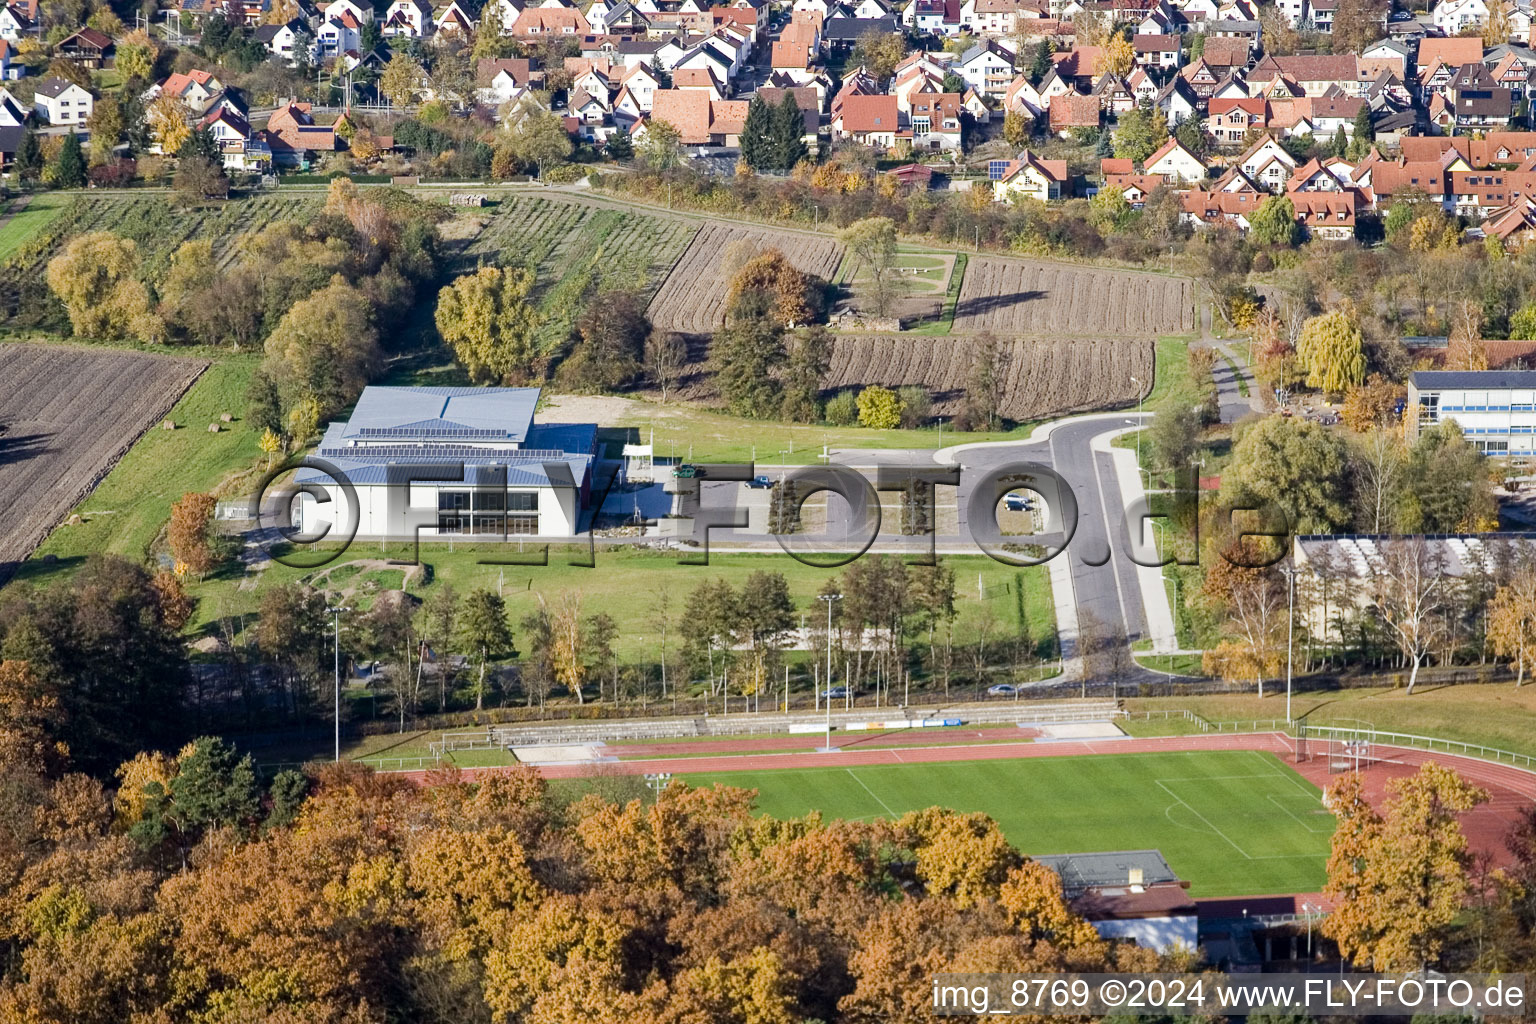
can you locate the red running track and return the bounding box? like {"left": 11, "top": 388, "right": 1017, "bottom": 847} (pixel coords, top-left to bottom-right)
{"left": 399, "top": 732, "right": 1536, "bottom": 867}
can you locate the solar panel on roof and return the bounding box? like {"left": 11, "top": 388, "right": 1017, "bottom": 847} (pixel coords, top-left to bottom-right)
{"left": 988, "top": 159, "right": 1009, "bottom": 180}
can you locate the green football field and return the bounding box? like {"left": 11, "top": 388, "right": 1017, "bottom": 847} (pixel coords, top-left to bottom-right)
{"left": 683, "top": 750, "right": 1335, "bottom": 897}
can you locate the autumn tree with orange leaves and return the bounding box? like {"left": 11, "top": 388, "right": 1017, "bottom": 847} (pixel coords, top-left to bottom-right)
{"left": 1324, "top": 762, "right": 1488, "bottom": 970}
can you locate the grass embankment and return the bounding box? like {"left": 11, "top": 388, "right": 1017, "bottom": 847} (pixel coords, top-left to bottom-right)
{"left": 0, "top": 194, "right": 69, "bottom": 261}
{"left": 17, "top": 357, "right": 262, "bottom": 584}
{"left": 188, "top": 545, "right": 1057, "bottom": 658}
{"left": 1126, "top": 683, "right": 1536, "bottom": 757}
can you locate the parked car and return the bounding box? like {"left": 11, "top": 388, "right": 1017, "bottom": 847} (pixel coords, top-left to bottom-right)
{"left": 1003, "top": 492, "right": 1033, "bottom": 512}
{"left": 987, "top": 683, "right": 1018, "bottom": 696}
{"left": 747, "top": 475, "right": 774, "bottom": 489}
{"left": 826, "top": 686, "right": 852, "bottom": 699}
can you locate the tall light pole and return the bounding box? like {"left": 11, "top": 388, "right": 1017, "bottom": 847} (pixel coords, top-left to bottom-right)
{"left": 327, "top": 605, "right": 352, "bottom": 762}
{"left": 819, "top": 593, "right": 841, "bottom": 753}
{"left": 1279, "top": 565, "right": 1298, "bottom": 725}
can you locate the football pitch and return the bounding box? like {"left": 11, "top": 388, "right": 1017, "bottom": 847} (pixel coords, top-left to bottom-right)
{"left": 683, "top": 750, "right": 1335, "bottom": 897}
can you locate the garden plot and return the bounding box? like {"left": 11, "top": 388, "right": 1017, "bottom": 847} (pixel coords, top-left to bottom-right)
{"left": 951, "top": 257, "right": 1195, "bottom": 337}
{"left": 648, "top": 222, "right": 844, "bottom": 334}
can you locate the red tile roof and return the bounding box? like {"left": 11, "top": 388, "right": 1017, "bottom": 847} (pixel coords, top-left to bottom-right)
{"left": 838, "top": 94, "right": 900, "bottom": 133}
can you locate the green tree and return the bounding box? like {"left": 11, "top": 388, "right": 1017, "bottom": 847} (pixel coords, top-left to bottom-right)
{"left": 1248, "top": 195, "right": 1300, "bottom": 247}
{"left": 852, "top": 28, "right": 905, "bottom": 80}
{"left": 856, "top": 385, "right": 903, "bottom": 428}
{"left": 1221, "top": 415, "right": 1353, "bottom": 535}
{"left": 1510, "top": 302, "right": 1536, "bottom": 339}
{"left": 839, "top": 217, "right": 902, "bottom": 317}
{"left": 263, "top": 279, "right": 379, "bottom": 417}
{"left": 1149, "top": 395, "right": 1203, "bottom": 469}
{"left": 1029, "top": 40, "right": 1052, "bottom": 84}
{"left": 713, "top": 317, "right": 784, "bottom": 418}
{"left": 86, "top": 97, "right": 124, "bottom": 166}
{"left": 16, "top": 127, "right": 42, "bottom": 182}
{"left": 780, "top": 326, "right": 831, "bottom": 423}
{"left": 459, "top": 588, "right": 513, "bottom": 711}
{"left": 739, "top": 93, "right": 772, "bottom": 170}
{"left": 771, "top": 90, "right": 808, "bottom": 171}
{"left": 44, "top": 231, "right": 157, "bottom": 340}
{"left": 51, "top": 130, "right": 86, "bottom": 188}
{"left": 1354, "top": 102, "right": 1374, "bottom": 145}
{"left": 640, "top": 118, "right": 682, "bottom": 171}
{"left": 434, "top": 266, "right": 540, "bottom": 385}
{"left": 605, "top": 123, "right": 633, "bottom": 160}
{"left": 1112, "top": 100, "right": 1167, "bottom": 164}
{"left": 825, "top": 390, "right": 858, "bottom": 425}
{"left": 509, "top": 111, "right": 572, "bottom": 177}
{"left": 1296, "top": 308, "right": 1366, "bottom": 394}
{"left": 1398, "top": 422, "right": 1496, "bottom": 532}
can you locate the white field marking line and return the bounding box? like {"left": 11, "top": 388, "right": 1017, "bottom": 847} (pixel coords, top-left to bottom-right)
{"left": 1266, "top": 794, "right": 1334, "bottom": 834}
{"left": 847, "top": 768, "right": 899, "bottom": 818}
{"left": 1154, "top": 779, "right": 1252, "bottom": 859}
{"left": 1153, "top": 773, "right": 1290, "bottom": 783}
{"left": 1163, "top": 801, "right": 1214, "bottom": 835}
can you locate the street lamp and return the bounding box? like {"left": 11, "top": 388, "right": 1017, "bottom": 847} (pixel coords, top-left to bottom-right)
{"left": 1301, "top": 901, "right": 1315, "bottom": 957}
{"left": 818, "top": 593, "right": 842, "bottom": 753}
{"left": 327, "top": 605, "right": 352, "bottom": 762}
{"left": 644, "top": 772, "right": 672, "bottom": 803}
{"left": 1279, "top": 564, "right": 1298, "bottom": 725}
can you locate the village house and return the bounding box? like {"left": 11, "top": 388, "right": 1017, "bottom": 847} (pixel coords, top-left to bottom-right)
{"left": 992, "top": 148, "right": 1070, "bottom": 200}
{"left": 56, "top": 27, "right": 113, "bottom": 68}
{"left": 831, "top": 92, "right": 903, "bottom": 147}
{"left": 254, "top": 20, "right": 314, "bottom": 63}
{"left": 32, "top": 76, "right": 91, "bottom": 127}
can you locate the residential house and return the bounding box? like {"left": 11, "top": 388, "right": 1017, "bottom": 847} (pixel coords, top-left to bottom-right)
{"left": 647, "top": 87, "right": 746, "bottom": 145}
{"left": 324, "top": 0, "right": 373, "bottom": 21}
{"left": 1417, "top": 35, "right": 1484, "bottom": 90}
{"left": 1154, "top": 76, "right": 1199, "bottom": 124}
{"left": 1144, "top": 136, "right": 1206, "bottom": 181}
{"left": 1092, "top": 72, "right": 1135, "bottom": 114}
{"left": 254, "top": 20, "right": 314, "bottom": 63}
{"left": 1237, "top": 133, "right": 1297, "bottom": 191}
{"left": 382, "top": 0, "right": 434, "bottom": 34}
{"left": 56, "top": 27, "right": 113, "bottom": 68}
{"left": 317, "top": 11, "right": 363, "bottom": 56}
{"left": 1048, "top": 92, "right": 1101, "bottom": 134}
{"left": 433, "top": 0, "right": 480, "bottom": 34}
{"left": 954, "top": 38, "right": 1016, "bottom": 97}
{"left": 832, "top": 93, "right": 903, "bottom": 147}
{"left": 992, "top": 148, "right": 1070, "bottom": 199}
{"left": 0, "top": 86, "right": 24, "bottom": 125}
{"left": 200, "top": 106, "right": 269, "bottom": 170}
{"left": 909, "top": 91, "right": 962, "bottom": 149}
{"left": 157, "top": 69, "right": 227, "bottom": 116}
{"left": 261, "top": 100, "right": 337, "bottom": 166}
{"left": 1247, "top": 53, "right": 1360, "bottom": 97}
{"left": 757, "top": 84, "right": 821, "bottom": 149}
{"left": 1132, "top": 33, "right": 1179, "bottom": 70}
{"left": 1452, "top": 60, "right": 1513, "bottom": 126}
{"left": 1432, "top": 0, "right": 1489, "bottom": 36}
{"left": 0, "top": 4, "right": 34, "bottom": 42}
{"left": 1004, "top": 72, "right": 1046, "bottom": 116}
{"left": 511, "top": 3, "right": 590, "bottom": 35}
{"left": 1206, "top": 94, "right": 1262, "bottom": 143}
{"left": 822, "top": 13, "right": 899, "bottom": 52}
{"left": 1179, "top": 58, "right": 1222, "bottom": 98}
{"left": 0, "top": 40, "right": 20, "bottom": 81}
{"left": 32, "top": 76, "right": 91, "bottom": 126}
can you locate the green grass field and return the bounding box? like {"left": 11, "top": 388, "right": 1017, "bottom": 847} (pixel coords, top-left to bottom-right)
{"left": 0, "top": 194, "right": 69, "bottom": 261}
{"left": 684, "top": 749, "right": 1334, "bottom": 897}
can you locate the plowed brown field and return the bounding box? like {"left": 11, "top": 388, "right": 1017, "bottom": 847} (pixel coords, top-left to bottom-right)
{"left": 824, "top": 335, "right": 1152, "bottom": 420}
{"left": 648, "top": 223, "right": 844, "bottom": 334}
{"left": 0, "top": 344, "right": 206, "bottom": 583}
{"left": 951, "top": 257, "right": 1194, "bottom": 336}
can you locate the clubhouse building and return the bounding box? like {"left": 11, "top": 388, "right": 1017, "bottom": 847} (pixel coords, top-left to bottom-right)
{"left": 1408, "top": 369, "right": 1536, "bottom": 455}
{"left": 296, "top": 386, "right": 599, "bottom": 540}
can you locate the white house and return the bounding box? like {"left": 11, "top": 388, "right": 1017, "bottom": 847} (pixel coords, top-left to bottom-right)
{"left": 954, "top": 38, "right": 1016, "bottom": 98}
{"left": 1408, "top": 369, "right": 1536, "bottom": 454}
{"left": 382, "top": 0, "right": 433, "bottom": 35}
{"left": 317, "top": 13, "right": 362, "bottom": 55}
{"left": 992, "top": 149, "right": 1070, "bottom": 201}
{"left": 0, "top": 4, "right": 34, "bottom": 42}
{"left": 253, "top": 20, "right": 314, "bottom": 63}
{"left": 294, "top": 387, "right": 600, "bottom": 541}
{"left": 323, "top": 0, "right": 373, "bottom": 22}
{"left": 1432, "top": 0, "right": 1489, "bottom": 36}
{"left": 1144, "top": 137, "right": 1208, "bottom": 181}
{"left": 33, "top": 77, "right": 91, "bottom": 126}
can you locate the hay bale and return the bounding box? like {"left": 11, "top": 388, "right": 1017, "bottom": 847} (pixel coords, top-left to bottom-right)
{"left": 220, "top": 413, "right": 233, "bottom": 423}
{"left": 162, "top": 419, "right": 176, "bottom": 430}
{"left": 207, "top": 423, "right": 220, "bottom": 433}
